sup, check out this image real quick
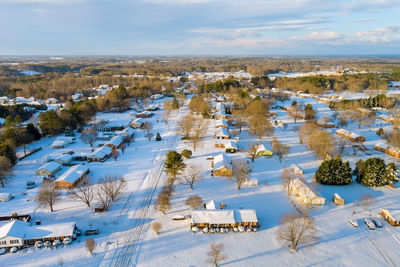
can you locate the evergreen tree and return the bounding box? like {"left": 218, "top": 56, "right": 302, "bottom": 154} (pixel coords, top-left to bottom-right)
{"left": 0, "top": 143, "right": 16, "bottom": 165}
{"left": 38, "top": 110, "right": 64, "bottom": 136}
{"left": 164, "top": 151, "right": 186, "bottom": 181}
{"left": 315, "top": 157, "right": 352, "bottom": 185}
{"left": 156, "top": 132, "right": 162, "bottom": 141}
{"left": 356, "top": 157, "right": 390, "bottom": 187}
{"left": 26, "top": 123, "right": 41, "bottom": 140}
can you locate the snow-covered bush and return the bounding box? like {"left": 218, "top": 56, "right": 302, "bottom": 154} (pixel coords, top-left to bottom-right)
{"left": 356, "top": 157, "right": 396, "bottom": 187}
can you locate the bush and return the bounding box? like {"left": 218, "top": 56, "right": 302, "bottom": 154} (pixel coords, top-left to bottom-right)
{"left": 376, "top": 128, "right": 384, "bottom": 136}
{"left": 156, "top": 132, "right": 162, "bottom": 141}
{"left": 181, "top": 149, "right": 192, "bottom": 159}
{"left": 315, "top": 157, "right": 352, "bottom": 185}
{"left": 356, "top": 157, "right": 395, "bottom": 187}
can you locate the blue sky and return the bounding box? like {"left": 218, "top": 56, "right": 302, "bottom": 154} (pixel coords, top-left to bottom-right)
{"left": 1, "top": 0, "right": 400, "bottom": 55}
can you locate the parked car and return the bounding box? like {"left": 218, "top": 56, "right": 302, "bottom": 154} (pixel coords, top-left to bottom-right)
{"left": 365, "top": 218, "right": 376, "bottom": 230}
{"left": 10, "top": 247, "right": 18, "bottom": 253}
{"left": 84, "top": 228, "right": 99, "bottom": 235}
{"left": 26, "top": 181, "right": 37, "bottom": 189}
{"left": 372, "top": 218, "right": 383, "bottom": 228}
{"left": 349, "top": 219, "right": 359, "bottom": 227}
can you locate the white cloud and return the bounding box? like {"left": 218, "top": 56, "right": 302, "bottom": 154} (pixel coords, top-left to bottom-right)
{"left": 0, "top": 0, "right": 83, "bottom": 3}
{"left": 291, "top": 31, "right": 343, "bottom": 43}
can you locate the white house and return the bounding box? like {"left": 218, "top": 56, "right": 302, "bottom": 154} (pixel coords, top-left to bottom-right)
{"left": 51, "top": 137, "right": 74, "bottom": 148}
{"left": 214, "top": 127, "right": 230, "bottom": 140}
{"left": 54, "top": 154, "right": 73, "bottom": 165}
{"left": 0, "top": 220, "right": 27, "bottom": 248}
{"left": 36, "top": 161, "right": 62, "bottom": 177}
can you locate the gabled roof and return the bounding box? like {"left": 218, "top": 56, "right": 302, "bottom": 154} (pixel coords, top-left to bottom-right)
{"left": 54, "top": 154, "right": 73, "bottom": 163}
{"left": 208, "top": 210, "right": 235, "bottom": 224}
{"left": 37, "top": 161, "right": 61, "bottom": 173}
{"left": 105, "top": 135, "right": 124, "bottom": 147}
{"left": 0, "top": 220, "right": 28, "bottom": 239}
{"left": 234, "top": 209, "right": 258, "bottom": 223}
{"left": 89, "top": 145, "right": 112, "bottom": 159}
{"left": 55, "top": 164, "right": 89, "bottom": 184}
{"left": 205, "top": 200, "right": 216, "bottom": 210}
{"left": 215, "top": 127, "right": 229, "bottom": 137}
{"left": 215, "top": 119, "right": 228, "bottom": 128}
{"left": 213, "top": 154, "right": 229, "bottom": 171}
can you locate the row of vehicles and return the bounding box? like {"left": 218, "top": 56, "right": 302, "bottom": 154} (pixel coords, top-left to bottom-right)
{"left": 349, "top": 218, "right": 383, "bottom": 230}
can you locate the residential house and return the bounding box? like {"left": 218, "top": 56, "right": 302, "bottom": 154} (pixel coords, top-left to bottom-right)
{"left": 375, "top": 143, "right": 400, "bottom": 158}
{"left": 215, "top": 119, "right": 229, "bottom": 129}
{"left": 255, "top": 144, "right": 273, "bottom": 157}
{"left": 336, "top": 129, "right": 365, "bottom": 142}
{"left": 105, "top": 135, "right": 124, "bottom": 149}
{"left": 290, "top": 179, "right": 325, "bottom": 206}
{"left": 224, "top": 140, "right": 238, "bottom": 153}
{"left": 36, "top": 162, "right": 62, "bottom": 177}
{"left": 136, "top": 111, "right": 153, "bottom": 118}
{"left": 130, "top": 118, "right": 144, "bottom": 129}
{"left": 54, "top": 164, "right": 89, "bottom": 189}
{"left": 214, "top": 127, "right": 230, "bottom": 140}
{"left": 212, "top": 154, "right": 232, "bottom": 177}
{"left": 51, "top": 137, "right": 74, "bottom": 148}
{"left": 87, "top": 145, "right": 112, "bottom": 162}
{"left": 190, "top": 209, "right": 258, "bottom": 229}
{"left": 54, "top": 154, "right": 73, "bottom": 165}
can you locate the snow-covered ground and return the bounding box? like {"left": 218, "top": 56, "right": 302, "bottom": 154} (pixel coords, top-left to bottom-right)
{"left": 2, "top": 93, "right": 400, "bottom": 266}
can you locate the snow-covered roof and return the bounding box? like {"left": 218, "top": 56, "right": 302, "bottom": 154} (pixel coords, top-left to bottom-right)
{"left": 256, "top": 144, "right": 267, "bottom": 154}
{"left": 37, "top": 161, "right": 61, "bottom": 173}
{"left": 205, "top": 200, "right": 216, "bottom": 210}
{"left": 234, "top": 209, "right": 258, "bottom": 223}
{"left": 117, "top": 127, "right": 134, "bottom": 136}
{"left": 0, "top": 220, "right": 28, "bottom": 239}
{"left": 51, "top": 136, "right": 73, "bottom": 148}
{"left": 89, "top": 145, "right": 112, "bottom": 159}
{"left": 55, "top": 164, "right": 89, "bottom": 184}
{"left": 292, "top": 179, "right": 317, "bottom": 199}
{"left": 214, "top": 154, "right": 229, "bottom": 171}
{"left": 224, "top": 140, "right": 237, "bottom": 149}
{"left": 215, "top": 127, "right": 229, "bottom": 138}
{"left": 25, "top": 222, "right": 76, "bottom": 240}
{"left": 208, "top": 210, "right": 235, "bottom": 224}
{"left": 105, "top": 135, "right": 124, "bottom": 148}
{"left": 131, "top": 118, "right": 144, "bottom": 125}
{"left": 54, "top": 154, "right": 73, "bottom": 164}
{"left": 215, "top": 119, "right": 228, "bottom": 128}
{"left": 336, "top": 129, "right": 361, "bottom": 139}
{"left": 215, "top": 102, "right": 225, "bottom": 111}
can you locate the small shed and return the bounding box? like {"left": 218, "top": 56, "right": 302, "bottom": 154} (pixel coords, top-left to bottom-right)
{"left": 36, "top": 162, "right": 62, "bottom": 177}
{"left": 332, "top": 193, "right": 344, "bottom": 205}
{"left": 256, "top": 144, "right": 273, "bottom": 157}
{"left": 54, "top": 164, "right": 89, "bottom": 189}
{"left": 244, "top": 178, "right": 258, "bottom": 187}
{"left": 205, "top": 200, "right": 216, "bottom": 210}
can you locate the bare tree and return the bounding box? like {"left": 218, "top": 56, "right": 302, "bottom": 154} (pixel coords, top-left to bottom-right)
{"left": 36, "top": 182, "right": 60, "bottom": 212}
{"left": 248, "top": 114, "right": 273, "bottom": 139}
{"left": 231, "top": 159, "right": 250, "bottom": 190}
{"left": 206, "top": 243, "right": 227, "bottom": 267}
{"left": 288, "top": 105, "right": 303, "bottom": 123}
{"left": 247, "top": 143, "right": 258, "bottom": 162}
{"left": 120, "top": 142, "right": 126, "bottom": 154}
{"left": 111, "top": 149, "right": 119, "bottom": 161}
{"left": 191, "top": 117, "right": 207, "bottom": 151}
{"left": 162, "top": 100, "right": 173, "bottom": 125}
{"left": 151, "top": 221, "right": 162, "bottom": 235}
{"left": 337, "top": 138, "right": 348, "bottom": 156}
{"left": 185, "top": 195, "right": 203, "bottom": 209}
{"left": 0, "top": 156, "right": 12, "bottom": 188}
{"left": 85, "top": 238, "right": 96, "bottom": 255}
{"left": 178, "top": 113, "right": 194, "bottom": 139}
{"left": 96, "top": 186, "right": 113, "bottom": 211}
{"left": 143, "top": 121, "right": 152, "bottom": 136}
{"left": 271, "top": 137, "right": 290, "bottom": 167}
{"left": 181, "top": 164, "right": 203, "bottom": 190}
{"left": 277, "top": 212, "right": 318, "bottom": 252}
{"left": 81, "top": 128, "right": 98, "bottom": 151}
{"left": 97, "top": 175, "right": 126, "bottom": 202}
{"left": 68, "top": 176, "right": 94, "bottom": 207}
{"left": 232, "top": 110, "right": 246, "bottom": 133}
{"left": 155, "top": 191, "right": 171, "bottom": 215}
{"left": 360, "top": 194, "right": 375, "bottom": 212}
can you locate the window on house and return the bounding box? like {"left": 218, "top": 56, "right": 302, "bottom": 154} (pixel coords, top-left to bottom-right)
{"left": 10, "top": 239, "right": 19, "bottom": 244}
{"left": 0, "top": 241, "right": 6, "bottom": 245}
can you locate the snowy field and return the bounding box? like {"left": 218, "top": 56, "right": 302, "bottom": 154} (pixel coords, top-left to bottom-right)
{"left": 2, "top": 94, "right": 400, "bottom": 266}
